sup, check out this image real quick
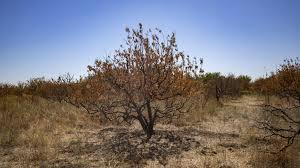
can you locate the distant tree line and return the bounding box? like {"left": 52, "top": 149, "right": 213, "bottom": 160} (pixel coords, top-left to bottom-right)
{"left": 196, "top": 72, "right": 251, "bottom": 106}
{"left": 0, "top": 72, "right": 252, "bottom": 106}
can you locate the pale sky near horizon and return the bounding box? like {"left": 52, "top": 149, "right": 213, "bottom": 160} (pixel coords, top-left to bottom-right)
{"left": 0, "top": 0, "right": 299, "bottom": 84}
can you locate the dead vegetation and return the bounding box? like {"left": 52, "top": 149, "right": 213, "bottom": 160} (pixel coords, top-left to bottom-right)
{"left": 0, "top": 95, "right": 98, "bottom": 167}
{"left": 1, "top": 94, "right": 299, "bottom": 167}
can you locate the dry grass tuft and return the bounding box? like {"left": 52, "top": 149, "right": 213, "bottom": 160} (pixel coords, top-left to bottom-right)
{"left": 0, "top": 95, "right": 97, "bottom": 166}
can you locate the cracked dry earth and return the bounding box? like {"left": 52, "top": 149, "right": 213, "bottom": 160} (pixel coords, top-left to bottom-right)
{"left": 1, "top": 96, "right": 288, "bottom": 167}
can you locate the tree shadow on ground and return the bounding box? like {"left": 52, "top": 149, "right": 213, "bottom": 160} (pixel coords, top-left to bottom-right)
{"left": 58, "top": 127, "right": 242, "bottom": 167}
{"left": 99, "top": 128, "right": 201, "bottom": 166}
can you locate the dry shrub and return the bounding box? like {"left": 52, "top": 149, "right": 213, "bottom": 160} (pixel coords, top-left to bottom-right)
{"left": 75, "top": 23, "right": 203, "bottom": 138}
{"left": 253, "top": 58, "right": 300, "bottom": 153}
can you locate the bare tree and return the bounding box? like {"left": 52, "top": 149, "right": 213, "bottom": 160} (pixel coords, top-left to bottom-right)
{"left": 77, "top": 24, "right": 203, "bottom": 138}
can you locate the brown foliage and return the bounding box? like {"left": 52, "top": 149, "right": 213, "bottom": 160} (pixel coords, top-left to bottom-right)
{"left": 76, "top": 24, "right": 203, "bottom": 138}
{"left": 0, "top": 73, "right": 78, "bottom": 106}
{"left": 254, "top": 58, "right": 300, "bottom": 151}
{"left": 253, "top": 58, "right": 300, "bottom": 100}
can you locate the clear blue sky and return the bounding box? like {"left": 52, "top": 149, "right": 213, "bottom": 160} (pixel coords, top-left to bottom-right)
{"left": 0, "top": 0, "right": 299, "bottom": 83}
